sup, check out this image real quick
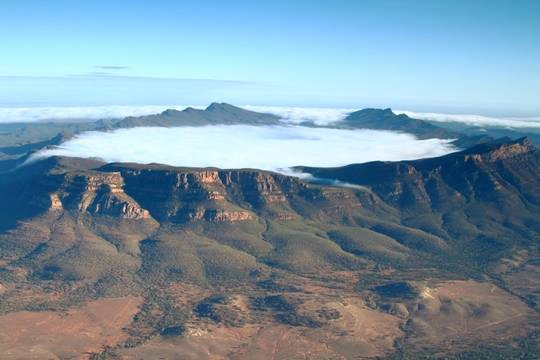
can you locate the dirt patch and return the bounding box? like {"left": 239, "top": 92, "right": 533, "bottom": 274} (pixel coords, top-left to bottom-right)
{"left": 119, "top": 296, "right": 403, "bottom": 359}
{"left": 504, "top": 263, "right": 540, "bottom": 306}
{"left": 0, "top": 296, "right": 142, "bottom": 359}
{"left": 405, "top": 280, "right": 540, "bottom": 351}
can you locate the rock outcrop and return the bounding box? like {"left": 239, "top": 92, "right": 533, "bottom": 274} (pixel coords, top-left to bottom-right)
{"left": 463, "top": 137, "right": 535, "bottom": 162}
{"left": 100, "top": 165, "right": 309, "bottom": 223}
{"left": 50, "top": 172, "right": 150, "bottom": 220}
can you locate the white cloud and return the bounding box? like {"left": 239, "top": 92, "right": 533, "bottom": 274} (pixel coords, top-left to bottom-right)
{"left": 0, "top": 104, "right": 354, "bottom": 125}
{"left": 395, "top": 110, "right": 540, "bottom": 129}
{"left": 2, "top": 104, "right": 539, "bottom": 131}
{"left": 289, "top": 171, "right": 369, "bottom": 190}
{"left": 242, "top": 105, "right": 356, "bottom": 125}
{"left": 30, "top": 125, "right": 456, "bottom": 173}
{"left": 0, "top": 105, "right": 203, "bottom": 123}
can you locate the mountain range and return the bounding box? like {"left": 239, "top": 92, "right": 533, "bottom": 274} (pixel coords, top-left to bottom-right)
{"left": 0, "top": 104, "right": 539, "bottom": 359}
{"left": 113, "top": 103, "right": 282, "bottom": 128}
{"left": 0, "top": 103, "right": 508, "bottom": 170}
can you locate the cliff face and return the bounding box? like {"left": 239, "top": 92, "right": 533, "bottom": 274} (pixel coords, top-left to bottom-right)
{"left": 50, "top": 172, "right": 150, "bottom": 220}
{"left": 40, "top": 169, "right": 265, "bottom": 223}
{"left": 7, "top": 162, "right": 304, "bottom": 224}
{"left": 1, "top": 157, "right": 388, "bottom": 227}
{"left": 5, "top": 137, "right": 537, "bottom": 259}
{"left": 0, "top": 157, "right": 402, "bottom": 288}
{"left": 29, "top": 163, "right": 387, "bottom": 225}
{"left": 98, "top": 166, "right": 308, "bottom": 223}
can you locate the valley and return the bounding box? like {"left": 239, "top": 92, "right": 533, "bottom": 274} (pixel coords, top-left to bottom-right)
{"left": 0, "top": 127, "right": 539, "bottom": 358}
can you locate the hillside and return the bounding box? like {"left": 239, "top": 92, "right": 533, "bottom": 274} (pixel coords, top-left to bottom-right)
{"left": 301, "top": 138, "right": 540, "bottom": 267}
{"left": 0, "top": 138, "right": 540, "bottom": 358}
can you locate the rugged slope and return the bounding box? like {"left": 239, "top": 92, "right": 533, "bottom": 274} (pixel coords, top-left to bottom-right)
{"left": 301, "top": 137, "right": 540, "bottom": 231}
{"left": 0, "top": 139, "right": 540, "bottom": 358}
{"left": 0, "top": 156, "right": 403, "bottom": 282}
{"left": 302, "top": 137, "right": 540, "bottom": 295}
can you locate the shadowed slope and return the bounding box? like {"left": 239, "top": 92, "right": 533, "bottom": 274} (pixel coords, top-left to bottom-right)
{"left": 114, "top": 103, "right": 281, "bottom": 128}
{"left": 1, "top": 138, "right": 540, "bottom": 358}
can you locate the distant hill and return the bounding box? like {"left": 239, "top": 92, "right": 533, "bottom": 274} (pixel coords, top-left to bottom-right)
{"left": 113, "top": 105, "right": 478, "bottom": 144}
{"left": 340, "top": 108, "right": 461, "bottom": 139}
{"left": 113, "top": 102, "right": 281, "bottom": 128}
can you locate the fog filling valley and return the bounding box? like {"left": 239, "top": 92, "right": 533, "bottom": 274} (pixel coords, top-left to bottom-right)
{"left": 33, "top": 125, "right": 456, "bottom": 173}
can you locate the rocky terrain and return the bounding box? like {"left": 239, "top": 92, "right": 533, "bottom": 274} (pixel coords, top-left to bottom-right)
{"left": 0, "top": 135, "right": 539, "bottom": 359}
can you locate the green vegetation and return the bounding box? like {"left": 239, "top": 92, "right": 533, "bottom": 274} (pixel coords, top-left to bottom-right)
{"left": 0, "top": 124, "right": 539, "bottom": 358}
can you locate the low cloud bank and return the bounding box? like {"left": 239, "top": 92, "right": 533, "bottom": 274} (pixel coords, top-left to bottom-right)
{"left": 32, "top": 125, "right": 456, "bottom": 173}
{"left": 291, "top": 171, "right": 370, "bottom": 190}
{"left": 0, "top": 105, "right": 201, "bottom": 123}
{"left": 2, "top": 105, "right": 539, "bottom": 129}
{"left": 242, "top": 105, "right": 355, "bottom": 125}
{"left": 395, "top": 110, "right": 540, "bottom": 129}
{"left": 0, "top": 104, "right": 355, "bottom": 124}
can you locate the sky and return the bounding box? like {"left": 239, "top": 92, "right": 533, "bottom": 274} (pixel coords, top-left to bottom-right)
{"left": 1, "top": 0, "right": 539, "bottom": 115}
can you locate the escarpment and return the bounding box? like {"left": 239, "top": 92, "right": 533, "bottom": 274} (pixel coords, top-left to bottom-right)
{"left": 49, "top": 172, "right": 151, "bottom": 220}
{"left": 13, "top": 137, "right": 536, "bottom": 232}
{"left": 49, "top": 169, "right": 259, "bottom": 223}
{"left": 3, "top": 158, "right": 386, "bottom": 226}
{"left": 99, "top": 165, "right": 314, "bottom": 223}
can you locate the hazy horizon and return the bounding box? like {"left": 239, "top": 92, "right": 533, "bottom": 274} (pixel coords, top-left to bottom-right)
{"left": 2, "top": 103, "right": 540, "bottom": 129}
{"left": 1, "top": 1, "right": 539, "bottom": 115}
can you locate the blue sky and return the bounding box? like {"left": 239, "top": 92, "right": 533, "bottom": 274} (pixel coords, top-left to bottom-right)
{"left": 0, "top": 0, "right": 539, "bottom": 114}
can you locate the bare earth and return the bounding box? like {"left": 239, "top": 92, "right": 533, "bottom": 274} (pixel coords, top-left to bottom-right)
{"left": 0, "top": 296, "right": 142, "bottom": 360}
{"left": 118, "top": 295, "right": 403, "bottom": 360}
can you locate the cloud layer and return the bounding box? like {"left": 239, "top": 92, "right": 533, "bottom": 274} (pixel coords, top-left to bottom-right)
{"left": 0, "top": 105, "right": 201, "bottom": 123}
{"left": 242, "top": 105, "right": 355, "bottom": 125}
{"left": 395, "top": 110, "right": 540, "bottom": 129}
{"left": 0, "top": 104, "right": 355, "bottom": 124}
{"left": 32, "top": 125, "right": 456, "bottom": 173}
{"left": 3, "top": 104, "right": 539, "bottom": 130}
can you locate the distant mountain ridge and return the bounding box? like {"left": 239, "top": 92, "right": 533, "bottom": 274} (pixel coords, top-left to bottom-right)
{"left": 0, "top": 102, "right": 501, "bottom": 176}
{"left": 113, "top": 103, "right": 463, "bottom": 139}
{"left": 341, "top": 108, "right": 461, "bottom": 139}
{"left": 110, "top": 103, "right": 494, "bottom": 149}
{"left": 114, "top": 102, "right": 281, "bottom": 128}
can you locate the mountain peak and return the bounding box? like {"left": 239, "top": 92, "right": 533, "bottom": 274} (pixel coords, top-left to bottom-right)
{"left": 182, "top": 106, "right": 200, "bottom": 113}
{"left": 205, "top": 102, "right": 237, "bottom": 112}
{"left": 161, "top": 108, "right": 181, "bottom": 115}
{"left": 342, "top": 107, "right": 457, "bottom": 139}
{"left": 349, "top": 108, "right": 396, "bottom": 118}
